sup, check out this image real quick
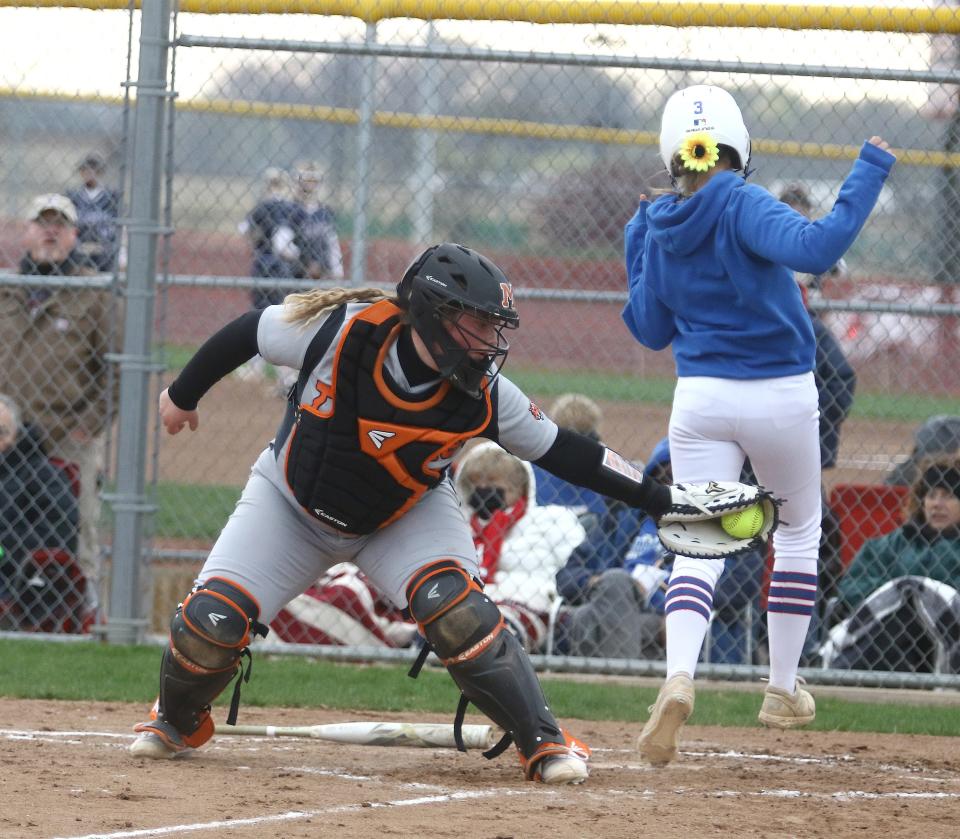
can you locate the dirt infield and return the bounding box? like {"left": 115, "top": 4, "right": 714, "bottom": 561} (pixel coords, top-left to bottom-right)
{"left": 2, "top": 697, "right": 958, "bottom": 839}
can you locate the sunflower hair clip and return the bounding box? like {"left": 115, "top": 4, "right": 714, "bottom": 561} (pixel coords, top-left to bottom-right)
{"left": 679, "top": 132, "right": 720, "bottom": 173}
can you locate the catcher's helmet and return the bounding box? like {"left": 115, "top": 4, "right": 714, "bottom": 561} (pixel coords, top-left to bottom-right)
{"left": 659, "top": 84, "right": 751, "bottom": 174}
{"left": 397, "top": 243, "right": 519, "bottom": 398}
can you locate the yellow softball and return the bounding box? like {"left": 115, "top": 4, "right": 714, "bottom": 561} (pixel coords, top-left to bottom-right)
{"left": 721, "top": 503, "right": 764, "bottom": 539}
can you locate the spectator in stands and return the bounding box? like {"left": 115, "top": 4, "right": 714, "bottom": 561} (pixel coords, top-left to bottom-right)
{"left": 556, "top": 435, "right": 765, "bottom": 663}
{"left": 0, "top": 193, "right": 119, "bottom": 618}
{"left": 778, "top": 182, "right": 857, "bottom": 475}
{"left": 271, "top": 562, "right": 418, "bottom": 648}
{"left": 455, "top": 441, "right": 585, "bottom": 653}
{"left": 0, "top": 393, "right": 78, "bottom": 617}
{"left": 836, "top": 461, "right": 960, "bottom": 616}
{"left": 773, "top": 183, "right": 859, "bottom": 659}
{"left": 291, "top": 161, "right": 344, "bottom": 282}
{"left": 553, "top": 436, "right": 672, "bottom": 660}
{"left": 236, "top": 168, "right": 303, "bottom": 388}
{"left": 886, "top": 415, "right": 960, "bottom": 488}
{"left": 532, "top": 393, "right": 609, "bottom": 525}
{"left": 825, "top": 461, "right": 960, "bottom": 671}
{"left": 239, "top": 167, "right": 301, "bottom": 311}
{"left": 65, "top": 152, "right": 122, "bottom": 273}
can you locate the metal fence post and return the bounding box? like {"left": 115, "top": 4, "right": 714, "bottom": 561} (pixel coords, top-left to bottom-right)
{"left": 105, "top": 0, "right": 172, "bottom": 645}
{"left": 410, "top": 21, "right": 439, "bottom": 249}
{"left": 349, "top": 21, "right": 377, "bottom": 287}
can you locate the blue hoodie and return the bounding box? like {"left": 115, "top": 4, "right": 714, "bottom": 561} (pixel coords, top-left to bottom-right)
{"left": 623, "top": 141, "right": 895, "bottom": 379}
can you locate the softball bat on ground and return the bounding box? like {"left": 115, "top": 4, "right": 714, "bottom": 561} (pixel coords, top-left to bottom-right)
{"left": 217, "top": 721, "right": 496, "bottom": 749}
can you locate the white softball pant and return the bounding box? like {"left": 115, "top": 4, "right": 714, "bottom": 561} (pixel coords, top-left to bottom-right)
{"left": 668, "top": 373, "right": 822, "bottom": 586}
{"left": 196, "top": 454, "right": 481, "bottom": 622}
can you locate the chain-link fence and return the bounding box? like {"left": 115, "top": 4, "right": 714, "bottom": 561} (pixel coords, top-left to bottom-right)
{"left": 2, "top": 1, "right": 960, "bottom": 687}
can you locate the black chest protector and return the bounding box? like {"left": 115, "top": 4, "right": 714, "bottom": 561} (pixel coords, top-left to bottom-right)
{"left": 283, "top": 300, "right": 493, "bottom": 534}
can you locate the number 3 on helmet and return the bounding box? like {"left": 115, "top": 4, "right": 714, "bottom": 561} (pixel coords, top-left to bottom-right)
{"left": 658, "top": 84, "right": 752, "bottom": 175}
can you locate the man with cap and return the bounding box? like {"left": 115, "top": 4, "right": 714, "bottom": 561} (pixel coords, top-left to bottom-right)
{"left": 0, "top": 193, "right": 121, "bottom": 622}
{"left": 66, "top": 152, "right": 122, "bottom": 273}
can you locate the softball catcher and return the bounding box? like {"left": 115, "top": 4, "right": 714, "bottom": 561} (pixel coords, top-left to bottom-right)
{"left": 130, "top": 242, "right": 766, "bottom": 784}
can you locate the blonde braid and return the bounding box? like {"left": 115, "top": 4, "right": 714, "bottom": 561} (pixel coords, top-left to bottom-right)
{"left": 282, "top": 286, "right": 396, "bottom": 327}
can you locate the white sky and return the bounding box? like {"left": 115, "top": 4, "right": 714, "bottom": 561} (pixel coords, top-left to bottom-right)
{"left": 0, "top": 6, "right": 943, "bottom": 107}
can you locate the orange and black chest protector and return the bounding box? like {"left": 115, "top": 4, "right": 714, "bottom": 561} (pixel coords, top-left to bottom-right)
{"left": 282, "top": 300, "right": 492, "bottom": 534}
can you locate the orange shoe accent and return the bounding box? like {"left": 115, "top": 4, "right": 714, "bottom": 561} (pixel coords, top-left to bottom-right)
{"left": 519, "top": 728, "right": 591, "bottom": 782}
{"left": 181, "top": 711, "right": 215, "bottom": 748}
{"left": 132, "top": 707, "right": 215, "bottom": 750}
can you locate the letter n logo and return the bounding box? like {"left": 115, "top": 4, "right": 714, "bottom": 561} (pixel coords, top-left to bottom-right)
{"left": 499, "top": 282, "right": 514, "bottom": 309}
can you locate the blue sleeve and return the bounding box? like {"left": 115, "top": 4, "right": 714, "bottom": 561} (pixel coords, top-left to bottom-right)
{"left": 622, "top": 201, "right": 678, "bottom": 349}
{"left": 26, "top": 460, "right": 79, "bottom": 552}
{"left": 623, "top": 202, "right": 649, "bottom": 286}
{"left": 248, "top": 202, "right": 269, "bottom": 237}
{"left": 737, "top": 142, "right": 895, "bottom": 276}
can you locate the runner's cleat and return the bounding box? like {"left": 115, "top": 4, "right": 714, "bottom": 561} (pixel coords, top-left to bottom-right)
{"left": 758, "top": 680, "right": 815, "bottom": 729}
{"left": 638, "top": 671, "right": 695, "bottom": 767}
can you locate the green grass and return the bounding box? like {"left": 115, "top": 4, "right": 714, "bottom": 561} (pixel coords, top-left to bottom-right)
{"left": 103, "top": 482, "right": 240, "bottom": 540}
{"left": 507, "top": 367, "right": 677, "bottom": 403}
{"left": 152, "top": 482, "right": 240, "bottom": 540}
{"left": 507, "top": 366, "right": 960, "bottom": 421}
{"left": 157, "top": 345, "right": 960, "bottom": 422}
{"left": 1, "top": 640, "right": 957, "bottom": 736}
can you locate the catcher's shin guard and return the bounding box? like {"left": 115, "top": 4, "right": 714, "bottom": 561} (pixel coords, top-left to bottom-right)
{"left": 406, "top": 560, "right": 587, "bottom": 780}
{"left": 135, "top": 577, "right": 268, "bottom": 749}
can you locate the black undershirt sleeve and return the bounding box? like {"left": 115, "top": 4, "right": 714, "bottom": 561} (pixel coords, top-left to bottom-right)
{"left": 534, "top": 427, "right": 672, "bottom": 518}
{"left": 166, "top": 309, "right": 264, "bottom": 410}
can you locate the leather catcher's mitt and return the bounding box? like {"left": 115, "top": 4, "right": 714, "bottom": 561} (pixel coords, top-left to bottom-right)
{"left": 657, "top": 481, "right": 780, "bottom": 559}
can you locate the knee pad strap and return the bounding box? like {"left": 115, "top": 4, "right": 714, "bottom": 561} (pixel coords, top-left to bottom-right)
{"left": 447, "top": 626, "right": 566, "bottom": 760}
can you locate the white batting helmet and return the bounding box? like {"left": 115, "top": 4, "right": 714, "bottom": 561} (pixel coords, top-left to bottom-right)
{"left": 659, "top": 85, "right": 751, "bottom": 174}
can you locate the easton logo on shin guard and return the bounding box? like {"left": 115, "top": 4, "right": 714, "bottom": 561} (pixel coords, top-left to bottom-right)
{"left": 174, "top": 577, "right": 267, "bottom": 671}
{"left": 445, "top": 620, "right": 505, "bottom": 666}
{"left": 406, "top": 559, "right": 504, "bottom": 664}
{"left": 406, "top": 560, "right": 475, "bottom": 628}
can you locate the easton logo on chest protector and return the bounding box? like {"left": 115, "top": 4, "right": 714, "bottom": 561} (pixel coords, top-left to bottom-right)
{"left": 367, "top": 428, "right": 396, "bottom": 449}
{"left": 284, "top": 300, "right": 493, "bottom": 535}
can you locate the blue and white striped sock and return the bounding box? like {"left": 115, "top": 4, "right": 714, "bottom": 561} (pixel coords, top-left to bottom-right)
{"left": 767, "top": 569, "right": 817, "bottom": 692}
{"left": 664, "top": 575, "right": 715, "bottom": 678}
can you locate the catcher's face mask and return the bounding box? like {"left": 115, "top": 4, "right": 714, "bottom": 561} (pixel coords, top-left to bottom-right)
{"left": 398, "top": 243, "right": 519, "bottom": 398}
